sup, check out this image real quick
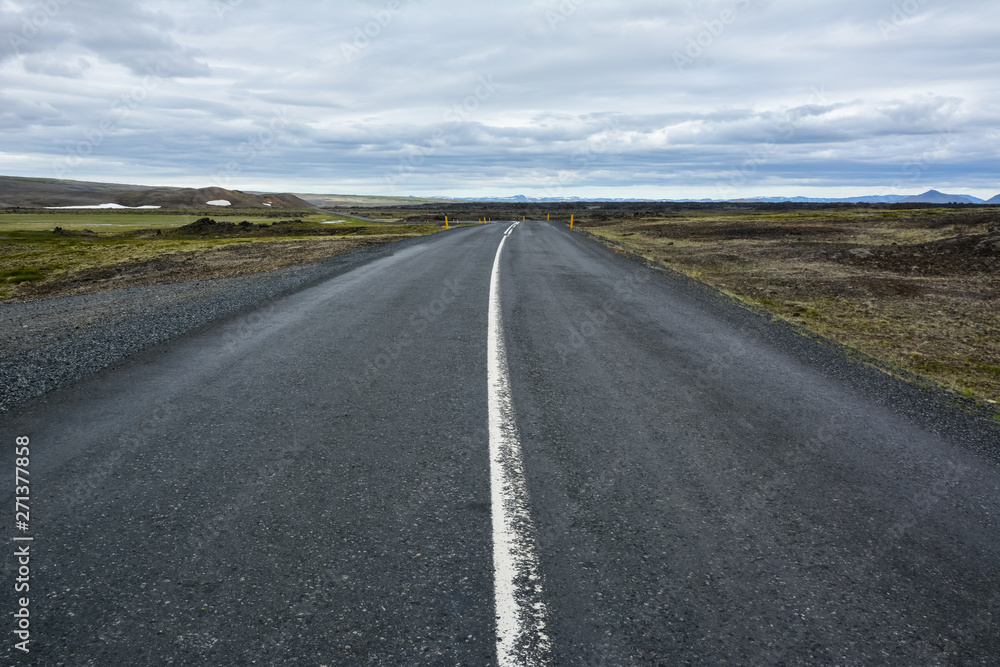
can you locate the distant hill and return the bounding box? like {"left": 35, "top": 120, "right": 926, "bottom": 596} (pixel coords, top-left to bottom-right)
{"left": 0, "top": 176, "right": 313, "bottom": 209}
{"left": 294, "top": 193, "right": 461, "bottom": 208}
{"left": 900, "top": 189, "right": 984, "bottom": 204}
{"left": 729, "top": 195, "right": 912, "bottom": 204}
{"left": 458, "top": 192, "right": 988, "bottom": 204}
{"left": 5, "top": 176, "right": 995, "bottom": 208}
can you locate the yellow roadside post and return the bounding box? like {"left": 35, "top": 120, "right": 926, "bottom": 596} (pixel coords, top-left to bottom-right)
{"left": 445, "top": 216, "right": 449, "bottom": 229}
{"left": 547, "top": 214, "right": 550, "bottom": 221}
{"left": 570, "top": 215, "right": 574, "bottom": 229}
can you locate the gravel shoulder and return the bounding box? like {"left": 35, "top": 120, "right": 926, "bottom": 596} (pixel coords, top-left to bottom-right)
{"left": 0, "top": 234, "right": 436, "bottom": 412}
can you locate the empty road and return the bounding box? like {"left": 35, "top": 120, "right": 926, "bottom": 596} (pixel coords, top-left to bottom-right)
{"left": 3, "top": 220, "right": 999, "bottom": 665}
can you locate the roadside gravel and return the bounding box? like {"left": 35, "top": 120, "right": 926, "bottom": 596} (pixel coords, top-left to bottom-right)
{"left": 0, "top": 234, "right": 432, "bottom": 412}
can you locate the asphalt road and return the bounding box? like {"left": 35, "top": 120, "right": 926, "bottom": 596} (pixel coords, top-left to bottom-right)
{"left": 3, "top": 221, "right": 999, "bottom": 665}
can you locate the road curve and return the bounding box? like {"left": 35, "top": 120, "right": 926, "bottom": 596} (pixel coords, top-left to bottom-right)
{"left": 2, "top": 220, "right": 999, "bottom": 665}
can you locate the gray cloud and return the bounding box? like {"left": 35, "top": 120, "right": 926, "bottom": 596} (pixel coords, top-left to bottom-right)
{"left": 23, "top": 53, "right": 91, "bottom": 78}
{"left": 2, "top": 0, "right": 209, "bottom": 75}
{"left": 0, "top": 0, "right": 997, "bottom": 198}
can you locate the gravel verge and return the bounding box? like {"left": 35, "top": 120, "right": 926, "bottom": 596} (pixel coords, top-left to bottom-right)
{"left": 0, "top": 234, "right": 434, "bottom": 412}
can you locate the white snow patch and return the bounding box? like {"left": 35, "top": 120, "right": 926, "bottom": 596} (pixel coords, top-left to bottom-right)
{"left": 263, "top": 202, "right": 272, "bottom": 207}
{"left": 45, "top": 203, "right": 161, "bottom": 209}
{"left": 206, "top": 200, "right": 231, "bottom": 206}
{"left": 320, "top": 220, "right": 346, "bottom": 224}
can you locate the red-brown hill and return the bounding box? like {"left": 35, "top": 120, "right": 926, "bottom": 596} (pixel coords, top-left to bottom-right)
{"left": 0, "top": 176, "right": 313, "bottom": 209}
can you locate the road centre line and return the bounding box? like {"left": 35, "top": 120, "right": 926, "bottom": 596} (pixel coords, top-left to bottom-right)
{"left": 487, "top": 222, "right": 551, "bottom": 665}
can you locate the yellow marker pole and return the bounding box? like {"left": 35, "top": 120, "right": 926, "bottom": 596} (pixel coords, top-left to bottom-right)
{"left": 570, "top": 215, "right": 574, "bottom": 229}
{"left": 445, "top": 216, "right": 449, "bottom": 229}
{"left": 547, "top": 214, "right": 550, "bottom": 221}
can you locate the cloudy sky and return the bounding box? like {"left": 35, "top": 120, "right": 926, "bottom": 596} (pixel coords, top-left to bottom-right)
{"left": 1, "top": 0, "right": 998, "bottom": 199}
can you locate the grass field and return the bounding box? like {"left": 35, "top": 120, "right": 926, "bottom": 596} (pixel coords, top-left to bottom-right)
{"left": 0, "top": 209, "right": 352, "bottom": 231}
{"left": 577, "top": 207, "right": 1000, "bottom": 413}
{"left": 0, "top": 209, "right": 441, "bottom": 300}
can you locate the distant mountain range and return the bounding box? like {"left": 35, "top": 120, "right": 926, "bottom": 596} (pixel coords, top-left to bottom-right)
{"left": 458, "top": 190, "right": 996, "bottom": 204}
{"left": 0, "top": 176, "right": 996, "bottom": 208}
{"left": 0, "top": 176, "right": 312, "bottom": 209}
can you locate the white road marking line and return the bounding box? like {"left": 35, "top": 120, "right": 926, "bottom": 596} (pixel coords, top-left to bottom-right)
{"left": 488, "top": 222, "right": 551, "bottom": 666}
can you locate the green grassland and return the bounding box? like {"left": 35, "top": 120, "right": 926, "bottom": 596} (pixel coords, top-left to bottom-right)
{"left": 0, "top": 208, "right": 355, "bottom": 232}
{"left": 0, "top": 209, "right": 441, "bottom": 300}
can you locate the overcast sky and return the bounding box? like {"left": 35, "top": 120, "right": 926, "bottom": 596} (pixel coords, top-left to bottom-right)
{"left": 1, "top": 0, "right": 998, "bottom": 199}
